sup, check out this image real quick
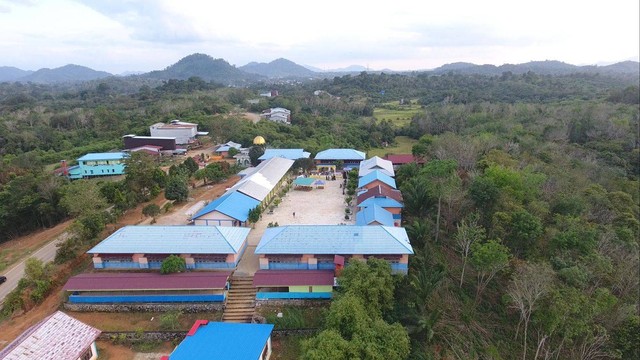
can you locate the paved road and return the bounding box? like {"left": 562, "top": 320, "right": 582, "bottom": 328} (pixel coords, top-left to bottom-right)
{"left": 0, "top": 233, "right": 67, "bottom": 306}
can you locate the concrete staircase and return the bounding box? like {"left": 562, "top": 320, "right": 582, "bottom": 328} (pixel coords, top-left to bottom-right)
{"left": 222, "top": 275, "right": 257, "bottom": 323}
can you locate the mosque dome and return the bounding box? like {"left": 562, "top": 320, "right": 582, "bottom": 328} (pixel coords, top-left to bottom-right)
{"left": 253, "top": 136, "right": 266, "bottom": 145}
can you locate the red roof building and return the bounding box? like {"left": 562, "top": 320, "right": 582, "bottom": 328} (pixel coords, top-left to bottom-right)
{"left": 357, "top": 184, "right": 404, "bottom": 205}
{"left": 384, "top": 154, "right": 424, "bottom": 168}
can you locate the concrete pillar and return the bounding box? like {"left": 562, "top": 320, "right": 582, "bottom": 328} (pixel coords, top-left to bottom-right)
{"left": 259, "top": 257, "right": 269, "bottom": 270}
{"left": 308, "top": 257, "right": 318, "bottom": 270}
{"left": 92, "top": 255, "right": 103, "bottom": 269}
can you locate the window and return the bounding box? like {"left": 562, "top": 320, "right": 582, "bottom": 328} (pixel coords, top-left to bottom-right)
{"left": 80, "top": 347, "right": 93, "bottom": 360}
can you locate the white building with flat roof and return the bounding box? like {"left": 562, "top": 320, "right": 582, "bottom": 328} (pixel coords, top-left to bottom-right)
{"left": 150, "top": 120, "right": 208, "bottom": 144}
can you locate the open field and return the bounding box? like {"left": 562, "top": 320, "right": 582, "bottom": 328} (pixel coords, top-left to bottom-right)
{"left": 367, "top": 136, "right": 417, "bottom": 157}
{"left": 372, "top": 101, "right": 423, "bottom": 126}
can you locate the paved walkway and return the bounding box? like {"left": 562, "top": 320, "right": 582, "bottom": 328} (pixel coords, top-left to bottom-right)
{"left": 235, "top": 176, "right": 353, "bottom": 275}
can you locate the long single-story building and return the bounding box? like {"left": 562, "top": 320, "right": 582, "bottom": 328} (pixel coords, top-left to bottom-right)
{"left": 63, "top": 272, "right": 231, "bottom": 304}
{"left": 164, "top": 322, "right": 274, "bottom": 360}
{"left": 314, "top": 148, "right": 366, "bottom": 172}
{"left": 122, "top": 134, "right": 177, "bottom": 151}
{"left": 255, "top": 225, "right": 413, "bottom": 274}
{"left": 191, "top": 191, "right": 260, "bottom": 227}
{"left": 358, "top": 169, "right": 397, "bottom": 190}
{"left": 227, "top": 156, "right": 294, "bottom": 204}
{"left": 258, "top": 148, "right": 311, "bottom": 161}
{"left": 253, "top": 270, "right": 334, "bottom": 299}
{"left": 87, "top": 226, "right": 250, "bottom": 270}
{"left": 359, "top": 156, "right": 395, "bottom": 178}
{"left": 384, "top": 154, "right": 425, "bottom": 169}
{"left": 150, "top": 120, "right": 208, "bottom": 145}
{"left": 357, "top": 184, "right": 404, "bottom": 205}
{"left": 0, "top": 311, "right": 101, "bottom": 360}
{"left": 67, "top": 152, "right": 129, "bottom": 180}
{"left": 355, "top": 204, "right": 395, "bottom": 226}
{"left": 357, "top": 197, "right": 403, "bottom": 226}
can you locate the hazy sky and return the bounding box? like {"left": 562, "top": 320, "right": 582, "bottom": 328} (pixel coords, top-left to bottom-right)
{"left": 1, "top": 0, "right": 638, "bottom": 73}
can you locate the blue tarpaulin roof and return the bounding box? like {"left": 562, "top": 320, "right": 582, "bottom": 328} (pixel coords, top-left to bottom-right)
{"left": 88, "top": 226, "right": 250, "bottom": 255}
{"left": 358, "top": 170, "right": 397, "bottom": 189}
{"left": 192, "top": 191, "right": 260, "bottom": 222}
{"left": 314, "top": 148, "right": 366, "bottom": 161}
{"left": 259, "top": 148, "right": 311, "bottom": 160}
{"left": 169, "top": 322, "right": 274, "bottom": 360}
{"left": 355, "top": 205, "right": 395, "bottom": 226}
{"left": 255, "top": 225, "right": 413, "bottom": 255}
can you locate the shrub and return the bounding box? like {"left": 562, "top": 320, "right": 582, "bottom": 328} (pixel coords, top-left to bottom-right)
{"left": 161, "top": 255, "right": 186, "bottom": 274}
{"left": 159, "top": 310, "right": 183, "bottom": 330}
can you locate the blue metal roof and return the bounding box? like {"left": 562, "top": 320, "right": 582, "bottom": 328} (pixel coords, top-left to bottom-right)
{"left": 259, "top": 149, "right": 311, "bottom": 160}
{"left": 88, "top": 226, "right": 250, "bottom": 255}
{"left": 314, "top": 148, "right": 366, "bottom": 161}
{"left": 358, "top": 196, "right": 404, "bottom": 209}
{"left": 255, "top": 225, "right": 413, "bottom": 255}
{"left": 77, "top": 152, "right": 129, "bottom": 161}
{"left": 358, "top": 170, "right": 397, "bottom": 189}
{"left": 169, "top": 322, "right": 274, "bottom": 360}
{"left": 355, "top": 205, "right": 395, "bottom": 226}
{"left": 192, "top": 191, "right": 260, "bottom": 222}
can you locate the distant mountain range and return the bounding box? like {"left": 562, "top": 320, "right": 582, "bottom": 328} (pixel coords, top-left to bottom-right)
{"left": 1, "top": 55, "right": 638, "bottom": 85}
{"left": 240, "top": 58, "right": 316, "bottom": 78}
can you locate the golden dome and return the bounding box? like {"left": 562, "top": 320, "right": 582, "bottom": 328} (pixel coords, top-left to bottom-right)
{"left": 253, "top": 136, "right": 266, "bottom": 145}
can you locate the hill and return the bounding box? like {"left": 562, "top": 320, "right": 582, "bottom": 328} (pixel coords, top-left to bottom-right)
{"left": 0, "top": 66, "right": 33, "bottom": 82}
{"left": 144, "top": 53, "right": 262, "bottom": 85}
{"left": 17, "top": 64, "right": 112, "bottom": 84}
{"left": 239, "top": 58, "right": 316, "bottom": 78}
{"left": 432, "top": 60, "right": 640, "bottom": 76}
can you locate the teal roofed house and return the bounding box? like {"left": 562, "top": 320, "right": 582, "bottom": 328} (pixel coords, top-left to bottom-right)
{"left": 88, "top": 226, "right": 251, "bottom": 270}
{"left": 68, "top": 152, "right": 129, "bottom": 180}
{"left": 191, "top": 191, "right": 260, "bottom": 227}
{"left": 164, "top": 322, "right": 274, "bottom": 360}
{"left": 358, "top": 169, "right": 397, "bottom": 190}
{"left": 259, "top": 148, "right": 311, "bottom": 161}
{"left": 255, "top": 225, "right": 413, "bottom": 274}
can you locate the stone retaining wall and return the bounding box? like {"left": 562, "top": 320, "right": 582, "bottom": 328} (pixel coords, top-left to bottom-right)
{"left": 63, "top": 302, "right": 224, "bottom": 313}
{"left": 99, "top": 328, "right": 318, "bottom": 343}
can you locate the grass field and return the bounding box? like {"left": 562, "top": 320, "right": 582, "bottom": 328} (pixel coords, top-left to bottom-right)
{"left": 372, "top": 101, "right": 423, "bottom": 126}
{"left": 368, "top": 136, "right": 417, "bottom": 157}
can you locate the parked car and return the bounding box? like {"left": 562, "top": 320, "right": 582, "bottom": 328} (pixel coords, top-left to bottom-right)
{"left": 0, "top": 276, "right": 6, "bottom": 285}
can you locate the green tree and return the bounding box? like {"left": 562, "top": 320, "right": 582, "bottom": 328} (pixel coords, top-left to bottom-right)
{"left": 338, "top": 258, "right": 394, "bottom": 316}
{"left": 227, "top": 147, "right": 239, "bottom": 158}
{"left": 165, "top": 175, "right": 189, "bottom": 202}
{"left": 421, "top": 159, "right": 460, "bottom": 242}
{"left": 142, "top": 203, "right": 161, "bottom": 218}
{"left": 471, "top": 239, "right": 510, "bottom": 301}
{"left": 455, "top": 212, "right": 486, "bottom": 287}
{"left": 302, "top": 330, "right": 353, "bottom": 360}
{"left": 248, "top": 206, "right": 262, "bottom": 227}
{"left": 60, "top": 180, "right": 108, "bottom": 217}
{"left": 124, "top": 152, "right": 162, "bottom": 201}
{"left": 182, "top": 157, "right": 200, "bottom": 176}
{"left": 160, "top": 255, "right": 186, "bottom": 274}
{"left": 249, "top": 146, "right": 265, "bottom": 166}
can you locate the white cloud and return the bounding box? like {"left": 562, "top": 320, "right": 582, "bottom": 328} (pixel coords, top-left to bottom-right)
{"left": 0, "top": 0, "right": 636, "bottom": 73}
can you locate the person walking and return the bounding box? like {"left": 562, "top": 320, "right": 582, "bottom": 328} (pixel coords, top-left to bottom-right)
{"left": 293, "top": 211, "right": 296, "bottom": 218}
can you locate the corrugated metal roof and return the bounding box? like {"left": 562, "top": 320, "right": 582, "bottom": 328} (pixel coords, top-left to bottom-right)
{"left": 191, "top": 192, "right": 260, "bottom": 221}
{"left": 0, "top": 311, "right": 100, "bottom": 360}
{"left": 169, "top": 322, "right": 273, "bottom": 360}
{"left": 358, "top": 170, "right": 397, "bottom": 189}
{"left": 77, "top": 152, "right": 129, "bottom": 161}
{"left": 63, "top": 272, "right": 231, "bottom": 291}
{"left": 229, "top": 157, "right": 293, "bottom": 201}
{"left": 358, "top": 197, "right": 404, "bottom": 209}
{"left": 87, "top": 226, "right": 250, "bottom": 255}
{"left": 357, "top": 185, "right": 404, "bottom": 204}
{"left": 359, "top": 156, "right": 395, "bottom": 177}
{"left": 385, "top": 154, "right": 424, "bottom": 164}
{"left": 253, "top": 270, "right": 334, "bottom": 287}
{"left": 255, "top": 225, "right": 413, "bottom": 255}
{"left": 314, "top": 148, "right": 366, "bottom": 161}
{"left": 259, "top": 149, "right": 311, "bottom": 160}
{"left": 355, "top": 205, "right": 395, "bottom": 226}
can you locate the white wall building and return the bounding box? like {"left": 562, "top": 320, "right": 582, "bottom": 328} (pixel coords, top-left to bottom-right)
{"left": 150, "top": 120, "right": 208, "bottom": 145}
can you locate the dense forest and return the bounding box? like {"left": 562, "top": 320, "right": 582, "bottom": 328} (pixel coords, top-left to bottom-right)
{"left": 0, "top": 69, "right": 638, "bottom": 358}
